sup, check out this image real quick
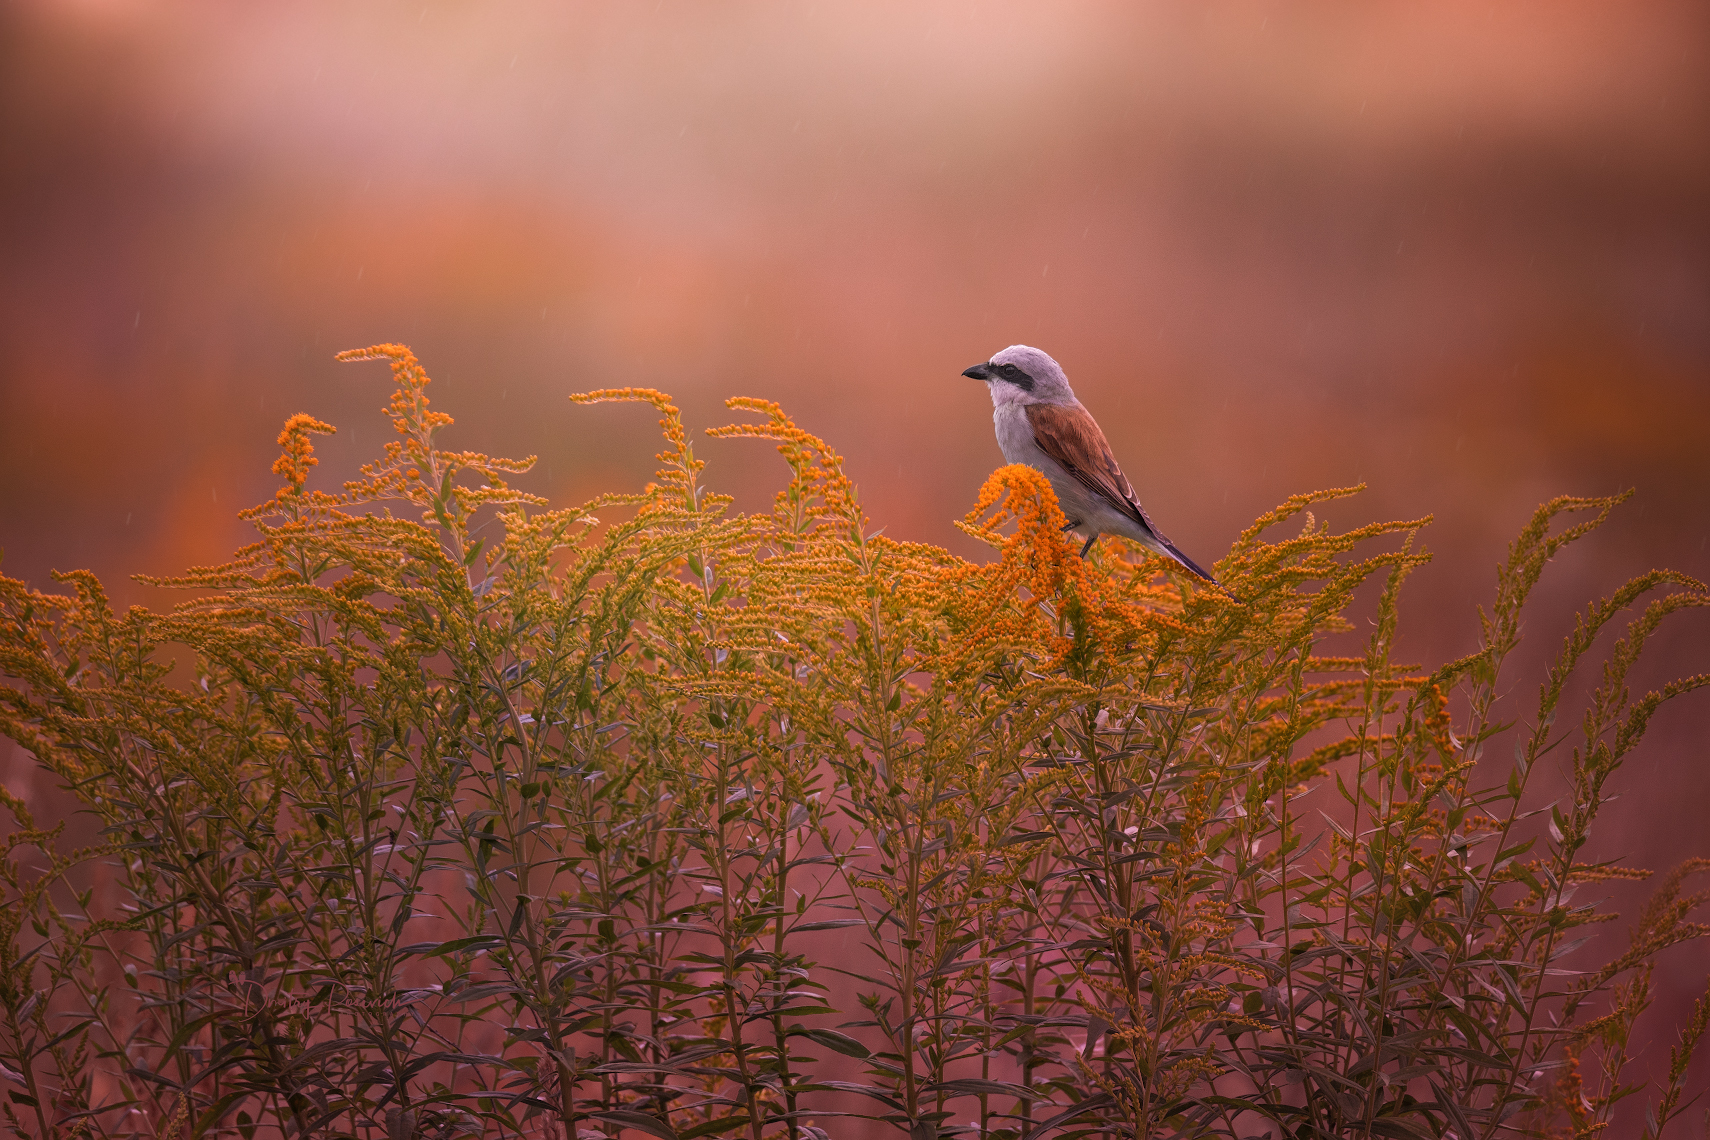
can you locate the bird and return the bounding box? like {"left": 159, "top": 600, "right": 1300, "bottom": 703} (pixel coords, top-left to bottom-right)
{"left": 963, "top": 344, "right": 1219, "bottom": 585}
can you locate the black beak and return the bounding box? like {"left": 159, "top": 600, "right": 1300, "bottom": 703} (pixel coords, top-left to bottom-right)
{"left": 962, "top": 363, "right": 992, "bottom": 381}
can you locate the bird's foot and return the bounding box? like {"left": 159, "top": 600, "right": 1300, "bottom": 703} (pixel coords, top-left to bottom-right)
{"left": 1079, "top": 534, "right": 1098, "bottom": 559}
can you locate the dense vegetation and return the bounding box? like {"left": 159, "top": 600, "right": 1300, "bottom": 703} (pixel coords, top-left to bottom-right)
{"left": 0, "top": 344, "right": 1705, "bottom": 1140}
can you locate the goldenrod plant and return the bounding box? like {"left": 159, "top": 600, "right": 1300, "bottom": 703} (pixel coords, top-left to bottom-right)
{"left": 0, "top": 344, "right": 1705, "bottom": 1139}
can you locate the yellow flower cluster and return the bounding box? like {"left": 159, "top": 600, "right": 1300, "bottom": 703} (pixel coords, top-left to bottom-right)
{"left": 0, "top": 343, "right": 1702, "bottom": 1140}
{"left": 269, "top": 412, "right": 335, "bottom": 498}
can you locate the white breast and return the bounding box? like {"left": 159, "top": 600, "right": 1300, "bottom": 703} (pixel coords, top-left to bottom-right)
{"left": 989, "top": 401, "right": 1157, "bottom": 549}
{"left": 992, "top": 403, "right": 1041, "bottom": 467}
{"left": 991, "top": 404, "right": 1095, "bottom": 525}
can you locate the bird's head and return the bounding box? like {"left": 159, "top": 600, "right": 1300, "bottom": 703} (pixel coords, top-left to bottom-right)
{"left": 962, "top": 345, "right": 1077, "bottom": 407}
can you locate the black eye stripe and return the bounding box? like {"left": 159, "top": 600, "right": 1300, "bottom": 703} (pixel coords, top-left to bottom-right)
{"left": 996, "top": 362, "right": 1035, "bottom": 391}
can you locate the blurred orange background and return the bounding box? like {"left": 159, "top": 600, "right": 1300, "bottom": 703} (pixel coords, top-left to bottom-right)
{"left": 2, "top": 0, "right": 1707, "bottom": 1117}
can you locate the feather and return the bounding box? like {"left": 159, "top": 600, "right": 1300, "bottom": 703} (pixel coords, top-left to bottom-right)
{"left": 1026, "top": 403, "right": 1218, "bottom": 584}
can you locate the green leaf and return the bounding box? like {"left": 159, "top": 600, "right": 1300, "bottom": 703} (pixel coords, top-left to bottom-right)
{"left": 787, "top": 919, "right": 866, "bottom": 933}
{"left": 790, "top": 1027, "right": 870, "bottom": 1058}
{"left": 192, "top": 1090, "right": 249, "bottom": 1138}
{"left": 405, "top": 935, "right": 503, "bottom": 958}
{"left": 1368, "top": 1116, "right": 1436, "bottom": 1140}
{"left": 589, "top": 1109, "right": 677, "bottom": 1139}
{"left": 802, "top": 1081, "right": 905, "bottom": 1112}
{"left": 677, "top": 1117, "right": 751, "bottom": 1140}
{"left": 926, "top": 1078, "right": 1043, "bottom": 1100}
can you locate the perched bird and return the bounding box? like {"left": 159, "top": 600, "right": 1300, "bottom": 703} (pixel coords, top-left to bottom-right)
{"left": 964, "top": 344, "right": 1218, "bottom": 585}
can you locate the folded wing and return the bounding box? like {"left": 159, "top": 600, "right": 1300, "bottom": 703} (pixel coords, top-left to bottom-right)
{"left": 1025, "top": 403, "right": 1218, "bottom": 584}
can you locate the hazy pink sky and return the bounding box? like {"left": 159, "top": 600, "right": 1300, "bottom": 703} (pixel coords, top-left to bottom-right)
{"left": 2, "top": 2, "right": 1707, "bottom": 1119}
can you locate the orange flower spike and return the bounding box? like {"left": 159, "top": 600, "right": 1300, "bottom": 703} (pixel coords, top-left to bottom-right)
{"left": 335, "top": 343, "right": 452, "bottom": 441}
{"left": 571, "top": 387, "right": 703, "bottom": 507}
{"left": 705, "top": 398, "right": 865, "bottom": 541}
{"left": 1417, "top": 679, "right": 1458, "bottom": 759}
{"left": 950, "top": 464, "right": 1106, "bottom": 666}
{"left": 270, "top": 413, "right": 336, "bottom": 499}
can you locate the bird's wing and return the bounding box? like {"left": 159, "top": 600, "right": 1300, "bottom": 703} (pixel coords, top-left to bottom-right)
{"left": 1025, "top": 403, "right": 1142, "bottom": 522}
{"left": 1026, "top": 403, "right": 1218, "bottom": 583}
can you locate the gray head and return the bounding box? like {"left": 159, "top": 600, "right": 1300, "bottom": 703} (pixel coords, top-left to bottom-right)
{"left": 961, "top": 345, "right": 1078, "bottom": 407}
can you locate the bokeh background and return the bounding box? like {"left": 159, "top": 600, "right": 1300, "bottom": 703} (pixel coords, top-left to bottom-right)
{"left": 3, "top": 0, "right": 1707, "bottom": 1121}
